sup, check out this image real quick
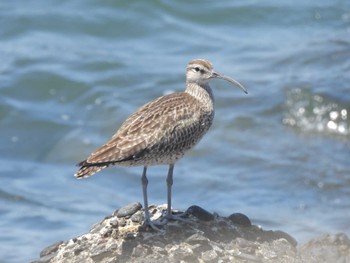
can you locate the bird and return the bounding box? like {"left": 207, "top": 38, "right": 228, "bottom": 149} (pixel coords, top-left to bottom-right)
{"left": 74, "top": 59, "right": 247, "bottom": 229}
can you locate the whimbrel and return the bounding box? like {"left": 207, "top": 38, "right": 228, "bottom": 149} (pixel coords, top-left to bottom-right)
{"left": 74, "top": 59, "right": 247, "bottom": 228}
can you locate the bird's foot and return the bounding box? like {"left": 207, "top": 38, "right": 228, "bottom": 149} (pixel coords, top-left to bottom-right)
{"left": 142, "top": 210, "right": 193, "bottom": 231}
{"left": 160, "top": 211, "right": 193, "bottom": 224}
{"left": 142, "top": 219, "right": 165, "bottom": 231}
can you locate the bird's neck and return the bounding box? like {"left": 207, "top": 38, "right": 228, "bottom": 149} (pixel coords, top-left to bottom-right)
{"left": 185, "top": 82, "right": 215, "bottom": 111}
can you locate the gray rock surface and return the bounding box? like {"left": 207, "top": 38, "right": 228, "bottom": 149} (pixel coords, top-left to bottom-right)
{"left": 31, "top": 204, "right": 350, "bottom": 263}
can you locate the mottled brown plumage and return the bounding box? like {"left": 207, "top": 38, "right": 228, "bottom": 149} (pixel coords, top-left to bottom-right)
{"left": 75, "top": 92, "right": 212, "bottom": 177}
{"left": 74, "top": 59, "right": 247, "bottom": 228}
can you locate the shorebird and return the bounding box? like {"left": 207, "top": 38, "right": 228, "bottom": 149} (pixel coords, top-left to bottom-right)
{"left": 74, "top": 59, "right": 247, "bottom": 229}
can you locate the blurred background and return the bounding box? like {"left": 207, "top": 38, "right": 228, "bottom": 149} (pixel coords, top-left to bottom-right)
{"left": 1, "top": 0, "right": 349, "bottom": 262}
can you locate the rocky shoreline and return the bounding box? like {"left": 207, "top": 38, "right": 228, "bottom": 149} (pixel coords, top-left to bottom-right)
{"left": 32, "top": 203, "right": 350, "bottom": 263}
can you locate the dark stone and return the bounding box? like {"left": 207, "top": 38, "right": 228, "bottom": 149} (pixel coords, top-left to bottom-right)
{"left": 125, "top": 233, "right": 137, "bottom": 240}
{"left": 228, "top": 213, "right": 252, "bottom": 227}
{"left": 117, "top": 202, "right": 142, "bottom": 218}
{"left": 186, "top": 205, "right": 214, "bottom": 221}
{"left": 131, "top": 211, "right": 144, "bottom": 223}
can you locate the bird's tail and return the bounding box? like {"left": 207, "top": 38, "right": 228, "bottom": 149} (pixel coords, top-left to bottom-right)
{"left": 74, "top": 160, "right": 107, "bottom": 179}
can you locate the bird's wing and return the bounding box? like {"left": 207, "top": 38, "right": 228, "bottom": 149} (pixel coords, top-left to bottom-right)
{"left": 80, "top": 92, "right": 201, "bottom": 166}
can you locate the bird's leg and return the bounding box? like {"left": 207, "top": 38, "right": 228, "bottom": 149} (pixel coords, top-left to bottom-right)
{"left": 141, "top": 166, "right": 151, "bottom": 223}
{"left": 141, "top": 164, "right": 189, "bottom": 228}
{"left": 141, "top": 166, "right": 161, "bottom": 230}
{"left": 163, "top": 164, "right": 190, "bottom": 223}
{"left": 166, "top": 163, "right": 174, "bottom": 218}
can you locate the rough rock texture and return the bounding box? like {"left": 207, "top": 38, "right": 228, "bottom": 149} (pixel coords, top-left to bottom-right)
{"left": 31, "top": 203, "right": 350, "bottom": 263}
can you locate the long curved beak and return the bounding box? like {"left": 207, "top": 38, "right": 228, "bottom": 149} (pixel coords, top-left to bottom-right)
{"left": 211, "top": 72, "right": 248, "bottom": 94}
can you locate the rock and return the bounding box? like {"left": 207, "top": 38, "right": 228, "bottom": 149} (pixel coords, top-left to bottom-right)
{"left": 117, "top": 202, "right": 142, "bottom": 218}
{"left": 229, "top": 212, "right": 252, "bottom": 227}
{"left": 31, "top": 204, "right": 350, "bottom": 263}
{"left": 130, "top": 211, "right": 144, "bottom": 223}
{"left": 185, "top": 205, "right": 214, "bottom": 221}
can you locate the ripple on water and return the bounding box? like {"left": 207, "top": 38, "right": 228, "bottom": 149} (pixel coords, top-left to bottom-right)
{"left": 283, "top": 87, "right": 349, "bottom": 138}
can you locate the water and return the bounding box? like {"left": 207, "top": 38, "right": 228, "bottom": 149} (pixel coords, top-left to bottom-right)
{"left": 1, "top": 0, "right": 350, "bottom": 262}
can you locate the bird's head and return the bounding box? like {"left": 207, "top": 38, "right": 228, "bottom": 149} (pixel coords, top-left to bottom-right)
{"left": 186, "top": 59, "right": 247, "bottom": 94}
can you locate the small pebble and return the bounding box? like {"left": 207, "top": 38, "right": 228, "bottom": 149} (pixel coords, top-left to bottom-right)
{"left": 131, "top": 211, "right": 144, "bottom": 223}
{"left": 118, "top": 218, "right": 126, "bottom": 227}
{"left": 228, "top": 213, "right": 251, "bottom": 227}
{"left": 117, "top": 202, "right": 142, "bottom": 218}
{"left": 186, "top": 205, "right": 214, "bottom": 221}
{"left": 100, "top": 227, "right": 112, "bottom": 237}
{"left": 109, "top": 218, "right": 119, "bottom": 228}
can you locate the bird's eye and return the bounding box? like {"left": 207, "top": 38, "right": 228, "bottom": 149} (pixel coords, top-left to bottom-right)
{"left": 194, "top": 67, "right": 200, "bottom": 72}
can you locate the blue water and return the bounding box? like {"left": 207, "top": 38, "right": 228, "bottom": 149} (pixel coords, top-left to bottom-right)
{"left": 1, "top": 1, "right": 350, "bottom": 262}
